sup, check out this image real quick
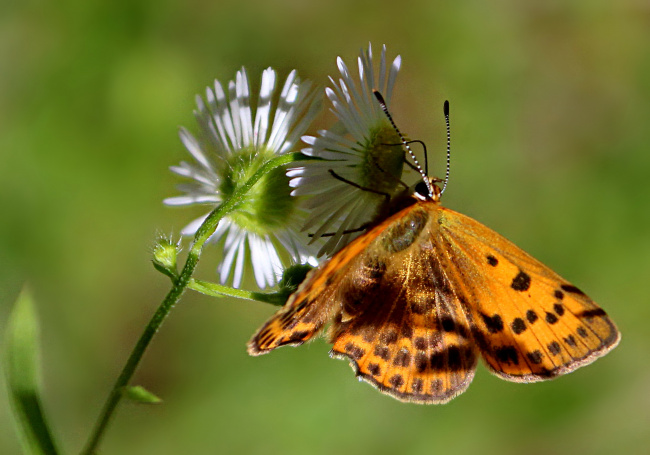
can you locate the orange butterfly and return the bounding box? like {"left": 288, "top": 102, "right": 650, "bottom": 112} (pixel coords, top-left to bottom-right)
{"left": 247, "top": 97, "right": 620, "bottom": 404}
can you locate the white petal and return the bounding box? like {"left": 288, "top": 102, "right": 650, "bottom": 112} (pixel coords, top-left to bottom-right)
{"left": 232, "top": 234, "right": 247, "bottom": 288}
{"left": 227, "top": 80, "right": 243, "bottom": 149}
{"left": 180, "top": 214, "right": 210, "bottom": 236}
{"left": 267, "top": 74, "right": 299, "bottom": 152}
{"left": 208, "top": 218, "right": 230, "bottom": 243}
{"left": 214, "top": 79, "right": 238, "bottom": 151}
{"left": 253, "top": 68, "right": 276, "bottom": 148}
{"left": 163, "top": 195, "right": 219, "bottom": 206}
{"left": 220, "top": 228, "right": 243, "bottom": 284}
{"left": 249, "top": 234, "right": 270, "bottom": 288}
{"left": 281, "top": 84, "right": 320, "bottom": 152}
{"left": 386, "top": 55, "right": 401, "bottom": 105}
{"left": 179, "top": 128, "right": 214, "bottom": 172}
{"left": 236, "top": 68, "right": 253, "bottom": 147}
{"left": 169, "top": 162, "right": 216, "bottom": 187}
{"left": 265, "top": 236, "right": 284, "bottom": 284}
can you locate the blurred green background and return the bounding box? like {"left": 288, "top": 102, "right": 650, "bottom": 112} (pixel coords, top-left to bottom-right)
{"left": 1, "top": 1, "right": 649, "bottom": 454}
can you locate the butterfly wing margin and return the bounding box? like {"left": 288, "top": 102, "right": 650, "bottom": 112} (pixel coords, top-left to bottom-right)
{"left": 438, "top": 206, "right": 620, "bottom": 382}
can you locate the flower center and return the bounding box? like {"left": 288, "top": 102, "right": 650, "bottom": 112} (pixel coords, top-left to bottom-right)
{"left": 357, "top": 123, "right": 405, "bottom": 195}
{"left": 219, "top": 148, "right": 296, "bottom": 235}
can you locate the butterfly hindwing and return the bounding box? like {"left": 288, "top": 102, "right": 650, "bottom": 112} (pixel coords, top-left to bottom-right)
{"left": 438, "top": 207, "right": 620, "bottom": 381}
{"left": 329, "top": 204, "right": 478, "bottom": 403}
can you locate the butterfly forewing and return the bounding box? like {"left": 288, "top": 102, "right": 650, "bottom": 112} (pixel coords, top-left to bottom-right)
{"left": 438, "top": 206, "right": 620, "bottom": 381}
{"left": 247, "top": 208, "right": 404, "bottom": 356}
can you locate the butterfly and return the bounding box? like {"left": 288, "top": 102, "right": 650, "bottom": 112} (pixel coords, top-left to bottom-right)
{"left": 247, "top": 98, "right": 620, "bottom": 404}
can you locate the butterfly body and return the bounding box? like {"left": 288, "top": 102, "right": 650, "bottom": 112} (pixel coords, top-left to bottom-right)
{"left": 248, "top": 186, "right": 620, "bottom": 404}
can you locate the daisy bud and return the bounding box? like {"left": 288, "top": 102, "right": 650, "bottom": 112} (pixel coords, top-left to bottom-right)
{"left": 152, "top": 235, "right": 180, "bottom": 277}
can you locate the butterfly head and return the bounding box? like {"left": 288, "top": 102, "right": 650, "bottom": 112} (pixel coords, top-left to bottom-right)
{"left": 413, "top": 177, "right": 442, "bottom": 202}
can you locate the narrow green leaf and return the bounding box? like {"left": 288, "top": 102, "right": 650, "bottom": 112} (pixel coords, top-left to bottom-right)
{"left": 4, "top": 286, "right": 60, "bottom": 455}
{"left": 122, "top": 385, "right": 162, "bottom": 404}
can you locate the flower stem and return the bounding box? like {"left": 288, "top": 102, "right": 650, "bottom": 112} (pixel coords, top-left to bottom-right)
{"left": 81, "top": 152, "right": 306, "bottom": 455}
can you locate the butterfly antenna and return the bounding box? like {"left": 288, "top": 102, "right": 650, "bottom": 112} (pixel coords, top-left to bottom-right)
{"left": 373, "top": 90, "right": 434, "bottom": 198}
{"left": 441, "top": 100, "right": 451, "bottom": 194}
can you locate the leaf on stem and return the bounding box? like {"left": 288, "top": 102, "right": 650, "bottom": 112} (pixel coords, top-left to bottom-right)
{"left": 122, "top": 385, "right": 162, "bottom": 404}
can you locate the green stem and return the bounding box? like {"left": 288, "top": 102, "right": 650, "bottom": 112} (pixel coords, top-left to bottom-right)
{"left": 81, "top": 152, "right": 305, "bottom": 455}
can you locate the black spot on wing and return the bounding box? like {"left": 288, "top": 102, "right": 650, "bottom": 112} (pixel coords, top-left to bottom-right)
{"left": 495, "top": 346, "right": 519, "bottom": 365}
{"left": 560, "top": 284, "right": 586, "bottom": 296}
{"left": 374, "top": 346, "right": 390, "bottom": 360}
{"left": 511, "top": 318, "right": 527, "bottom": 334}
{"left": 410, "top": 301, "right": 427, "bottom": 315}
{"left": 553, "top": 303, "right": 565, "bottom": 316}
{"left": 345, "top": 342, "right": 365, "bottom": 360}
{"left": 554, "top": 290, "right": 564, "bottom": 300}
{"left": 367, "top": 362, "right": 381, "bottom": 376}
{"left": 429, "top": 332, "right": 443, "bottom": 349}
{"left": 547, "top": 341, "right": 561, "bottom": 356}
{"left": 441, "top": 316, "right": 456, "bottom": 332}
{"left": 393, "top": 349, "right": 412, "bottom": 367}
{"left": 360, "top": 328, "right": 376, "bottom": 343}
{"left": 545, "top": 312, "right": 559, "bottom": 324}
{"left": 481, "top": 313, "right": 504, "bottom": 333}
{"left": 287, "top": 331, "right": 310, "bottom": 342}
{"left": 527, "top": 350, "right": 543, "bottom": 364}
{"left": 401, "top": 324, "right": 413, "bottom": 339}
{"left": 470, "top": 326, "right": 489, "bottom": 351}
{"left": 389, "top": 374, "right": 404, "bottom": 389}
{"left": 578, "top": 308, "right": 607, "bottom": 319}
{"left": 415, "top": 353, "right": 428, "bottom": 373}
{"left": 430, "top": 351, "right": 446, "bottom": 371}
{"left": 380, "top": 331, "right": 398, "bottom": 345}
{"left": 526, "top": 310, "right": 538, "bottom": 324}
{"left": 511, "top": 270, "right": 531, "bottom": 292}
{"left": 486, "top": 254, "right": 498, "bottom": 266}
{"left": 447, "top": 346, "right": 462, "bottom": 371}
{"left": 414, "top": 337, "right": 427, "bottom": 350}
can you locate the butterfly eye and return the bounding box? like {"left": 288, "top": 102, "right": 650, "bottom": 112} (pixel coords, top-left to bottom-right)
{"left": 414, "top": 180, "right": 430, "bottom": 199}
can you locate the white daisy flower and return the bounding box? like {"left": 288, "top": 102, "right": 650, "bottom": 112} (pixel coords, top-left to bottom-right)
{"left": 288, "top": 44, "right": 407, "bottom": 256}
{"left": 165, "top": 68, "right": 321, "bottom": 289}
